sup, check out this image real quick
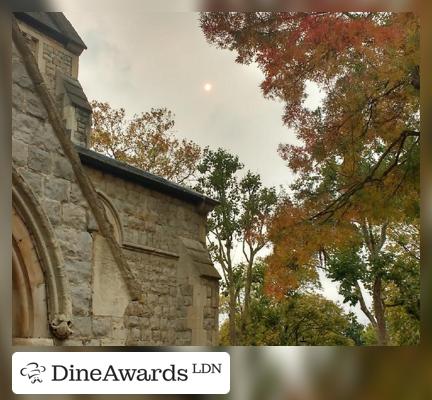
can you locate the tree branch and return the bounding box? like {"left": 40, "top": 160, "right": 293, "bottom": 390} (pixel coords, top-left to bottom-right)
{"left": 355, "top": 281, "right": 377, "bottom": 327}
{"left": 311, "top": 129, "right": 420, "bottom": 222}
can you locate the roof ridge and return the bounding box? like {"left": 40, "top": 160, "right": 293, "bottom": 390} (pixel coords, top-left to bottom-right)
{"left": 14, "top": 12, "right": 87, "bottom": 54}
{"left": 76, "top": 146, "right": 220, "bottom": 208}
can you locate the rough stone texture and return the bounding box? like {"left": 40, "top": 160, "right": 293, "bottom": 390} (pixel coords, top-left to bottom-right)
{"left": 85, "top": 169, "right": 220, "bottom": 345}
{"left": 12, "top": 16, "right": 220, "bottom": 346}
{"left": 18, "top": 19, "right": 89, "bottom": 148}
{"left": 75, "top": 107, "right": 91, "bottom": 147}
{"left": 92, "top": 317, "right": 112, "bottom": 337}
{"left": 72, "top": 316, "right": 92, "bottom": 337}
{"left": 42, "top": 41, "right": 73, "bottom": 92}
{"left": 28, "top": 146, "right": 52, "bottom": 174}
{"left": 13, "top": 38, "right": 93, "bottom": 344}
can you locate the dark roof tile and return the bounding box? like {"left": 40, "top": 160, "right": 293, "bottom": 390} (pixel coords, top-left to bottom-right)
{"left": 60, "top": 75, "right": 92, "bottom": 112}
{"left": 15, "top": 12, "right": 87, "bottom": 54}
{"left": 76, "top": 146, "right": 219, "bottom": 208}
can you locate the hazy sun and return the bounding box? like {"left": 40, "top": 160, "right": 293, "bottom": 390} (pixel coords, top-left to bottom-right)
{"left": 204, "top": 83, "right": 212, "bottom": 92}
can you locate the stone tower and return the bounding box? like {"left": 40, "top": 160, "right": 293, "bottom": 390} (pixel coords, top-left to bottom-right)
{"left": 15, "top": 12, "right": 91, "bottom": 147}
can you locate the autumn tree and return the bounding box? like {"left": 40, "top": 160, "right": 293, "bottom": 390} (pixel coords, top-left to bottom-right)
{"left": 200, "top": 12, "right": 419, "bottom": 220}
{"left": 265, "top": 177, "right": 419, "bottom": 345}
{"left": 196, "top": 148, "right": 277, "bottom": 345}
{"left": 201, "top": 12, "right": 420, "bottom": 345}
{"left": 90, "top": 100, "right": 201, "bottom": 184}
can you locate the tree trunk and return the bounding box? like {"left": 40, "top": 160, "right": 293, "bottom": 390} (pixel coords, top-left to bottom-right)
{"left": 373, "top": 277, "right": 388, "bottom": 345}
{"left": 238, "top": 259, "right": 254, "bottom": 343}
{"left": 361, "top": 221, "right": 389, "bottom": 345}
{"left": 243, "top": 259, "right": 254, "bottom": 322}
{"left": 228, "top": 279, "right": 237, "bottom": 345}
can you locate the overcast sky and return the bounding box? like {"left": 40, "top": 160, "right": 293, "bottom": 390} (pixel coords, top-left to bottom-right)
{"left": 55, "top": 3, "right": 370, "bottom": 324}
{"left": 62, "top": 6, "right": 300, "bottom": 189}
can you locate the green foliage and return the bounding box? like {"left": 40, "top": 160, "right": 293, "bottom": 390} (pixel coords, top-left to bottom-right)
{"left": 387, "top": 305, "right": 420, "bottom": 345}
{"left": 197, "top": 147, "right": 243, "bottom": 241}
{"left": 344, "top": 312, "right": 366, "bottom": 346}
{"left": 239, "top": 171, "right": 278, "bottom": 242}
{"left": 219, "top": 260, "right": 360, "bottom": 346}
{"left": 197, "top": 148, "right": 278, "bottom": 344}
{"left": 326, "top": 246, "right": 366, "bottom": 306}
{"left": 220, "top": 291, "right": 358, "bottom": 346}
{"left": 361, "top": 308, "right": 419, "bottom": 346}
{"left": 362, "top": 324, "right": 379, "bottom": 345}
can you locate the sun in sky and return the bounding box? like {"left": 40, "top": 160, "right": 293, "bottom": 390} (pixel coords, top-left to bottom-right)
{"left": 203, "top": 82, "right": 212, "bottom": 92}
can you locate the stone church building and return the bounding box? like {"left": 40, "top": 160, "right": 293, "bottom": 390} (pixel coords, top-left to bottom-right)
{"left": 12, "top": 12, "right": 220, "bottom": 346}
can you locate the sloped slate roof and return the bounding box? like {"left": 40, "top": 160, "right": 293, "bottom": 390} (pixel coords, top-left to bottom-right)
{"left": 181, "top": 237, "right": 221, "bottom": 279}
{"left": 14, "top": 12, "right": 86, "bottom": 54}
{"left": 61, "top": 75, "right": 92, "bottom": 112}
{"left": 76, "top": 146, "right": 220, "bottom": 209}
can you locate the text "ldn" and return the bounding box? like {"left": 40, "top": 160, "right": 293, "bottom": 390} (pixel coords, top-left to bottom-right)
{"left": 192, "top": 363, "right": 222, "bottom": 374}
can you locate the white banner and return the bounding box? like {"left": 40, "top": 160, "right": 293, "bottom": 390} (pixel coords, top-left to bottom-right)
{"left": 12, "top": 351, "right": 230, "bottom": 394}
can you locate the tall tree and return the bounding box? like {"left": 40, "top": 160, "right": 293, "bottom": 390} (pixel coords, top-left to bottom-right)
{"left": 239, "top": 171, "right": 278, "bottom": 326}
{"left": 90, "top": 100, "right": 201, "bottom": 184}
{"left": 201, "top": 12, "right": 419, "bottom": 345}
{"left": 197, "top": 148, "right": 277, "bottom": 344}
{"left": 197, "top": 148, "right": 243, "bottom": 345}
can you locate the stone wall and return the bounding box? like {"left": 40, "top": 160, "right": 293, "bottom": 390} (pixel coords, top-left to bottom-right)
{"left": 12, "top": 40, "right": 93, "bottom": 344}
{"left": 202, "top": 278, "right": 219, "bottom": 345}
{"left": 17, "top": 19, "right": 78, "bottom": 94}
{"left": 18, "top": 19, "right": 91, "bottom": 149}
{"left": 12, "top": 32, "right": 220, "bottom": 346}
{"left": 42, "top": 40, "right": 73, "bottom": 91}
{"left": 85, "top": 168, "right": 220, "bottom": 346}
{"left": 75, "top": 107, "right": 91, "bottom": 146}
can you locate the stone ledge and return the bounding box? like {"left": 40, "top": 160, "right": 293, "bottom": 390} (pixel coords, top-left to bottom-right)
{"left": 13, "top": 337, "right": 54, "bottom": 346}
{"left": 122, "top": 241, "right": 179, "bottom": 259}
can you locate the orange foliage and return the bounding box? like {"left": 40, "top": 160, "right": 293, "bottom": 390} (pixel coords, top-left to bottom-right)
{"left": 90, "top": 101, "right": 201, "bottom": 184}
{"left": 201, "top": 12, "right": 419, "bottom": 297}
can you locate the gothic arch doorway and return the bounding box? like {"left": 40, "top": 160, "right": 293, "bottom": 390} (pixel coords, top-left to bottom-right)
{"left": 12, "top": 206, "right": 51, "bottom": 341}
{"left": 12, "top": 169, "right": 73, "bottom": 345}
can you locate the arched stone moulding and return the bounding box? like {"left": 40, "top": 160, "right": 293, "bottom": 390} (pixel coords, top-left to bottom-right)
{"left": 12, "top": 168, "right": 73, "bottom": 340}
{"left": 96, "top": 190, "right": 124, "bottom": 244}
{"left": 12, "top": 235, "right": 34, "bottom": 338}
{"left": 96, "top": 189, "right": 180, "bottom": 259}
{"left": 12, "top": 207, "right": 50, "bottom": 339}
